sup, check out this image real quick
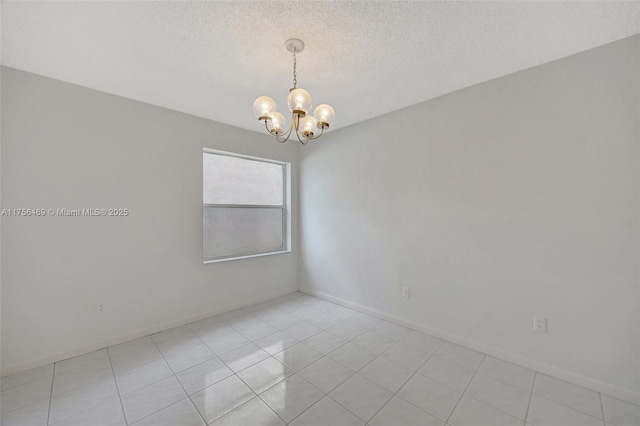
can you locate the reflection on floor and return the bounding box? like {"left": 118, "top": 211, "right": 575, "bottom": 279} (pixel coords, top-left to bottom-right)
{"left": 1, "top": 292, "right": 638, "bottom": 425}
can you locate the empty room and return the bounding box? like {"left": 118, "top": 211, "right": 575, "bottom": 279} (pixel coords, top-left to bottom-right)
{"left": 1, "top": 1, "right": 639, "bottom": 425}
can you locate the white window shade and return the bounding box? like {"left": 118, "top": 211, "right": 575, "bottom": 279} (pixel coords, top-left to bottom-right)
{"left": 203, "top": 207, "right": 284, "bottom": 259}
{"left": 203, "top": 154, "right": 283, "bottom": 205}
{"left": 203, "top": 150, "right": 288, "bottom": 262}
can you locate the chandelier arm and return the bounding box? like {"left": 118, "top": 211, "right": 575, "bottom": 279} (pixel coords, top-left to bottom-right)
{"left": 294, "top": 124, "right": 325, "bottom": 144}
{"left": 274, "top": 130, "right": 289, "bottom": 144}
{"left": 274, "top": 117, "right": 296, "bottom": 143}
{"left": 290, "top": 113, "right": 310, "bottom": 145}
{"left": 305, "top": 125, "right": 326, "bottom": 141}
{"left": 275, "top": 129, "right": 291, "bottom": 144}
{"left": 263, "top": 115, "right": 295, "bottom": 143}
{"left": 264, "top": 119, "right": 287, "bottom": 143}
{"left": 294, "top": 127, "right": 309, "bottom": 145}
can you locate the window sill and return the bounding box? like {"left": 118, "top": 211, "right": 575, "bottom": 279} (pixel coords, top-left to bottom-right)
{"left": 203, "top": 249, "right": 291, "bottom": 264}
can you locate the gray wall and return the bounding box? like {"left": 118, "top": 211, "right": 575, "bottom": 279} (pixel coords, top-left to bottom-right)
{"left": 2, "top": 35, "right": 639, "bottom": 402}
{"left": 299, "top": 36, "right": 640, "bottom": 400}
{"left": 0, "top": 67, "right": 299, "bottom": 374}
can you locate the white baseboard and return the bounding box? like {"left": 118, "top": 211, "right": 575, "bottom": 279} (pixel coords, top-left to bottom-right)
{"left": 1, "top": 288, "right": 297, "bottom": 378}
{"left": 301, "top": 288, "right": 640, "bottom": 405}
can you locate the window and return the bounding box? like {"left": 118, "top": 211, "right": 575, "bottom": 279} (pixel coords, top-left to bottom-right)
{"left": 203, "top": 149, "right": 289, "bottom": 262}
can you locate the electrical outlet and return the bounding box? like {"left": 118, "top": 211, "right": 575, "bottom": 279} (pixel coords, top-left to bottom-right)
{"left": 402, "top": 287, "right": 410, "bottom": 299}
{"left": 96, "top": 303, "right": 105, "bottom": 314}
{"left": 534, "top": 316, "right": 546, "bottom": 333}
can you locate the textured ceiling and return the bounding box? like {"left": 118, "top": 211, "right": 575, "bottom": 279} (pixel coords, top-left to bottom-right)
{"left": 2, "top": 1, "right": 639, "bottom": 133}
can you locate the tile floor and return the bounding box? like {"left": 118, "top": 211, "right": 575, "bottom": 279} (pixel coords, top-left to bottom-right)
{"left": 1, "top": 292, "right": 638, "bottom": 426}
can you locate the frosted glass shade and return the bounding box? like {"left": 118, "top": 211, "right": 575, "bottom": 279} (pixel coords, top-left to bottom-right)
{"left": 268, "top": 112, "right": 286, "bottom": 134}
{"left": 253, "top": 96, "right": 277, "bottom": 119}
{"left": 299, "top": 116, "right": 317, "bottom": 136}
{"left": 287, "top": 88, "right": 312, "bottom": 113}
{"left": 313, "top": 104, "right": 335, "bottom": 128}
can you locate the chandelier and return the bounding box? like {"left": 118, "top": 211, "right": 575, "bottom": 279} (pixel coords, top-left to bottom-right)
{"left": 253, "top": 38, "right": 335, "bottom": 145}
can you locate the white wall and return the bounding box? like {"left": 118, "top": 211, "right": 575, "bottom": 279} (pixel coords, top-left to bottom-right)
{"left": 299, "top": 36, "right": 640, "bottom": 401}
{"left": 0, "top": 67, "right": 299, "bottom": 375}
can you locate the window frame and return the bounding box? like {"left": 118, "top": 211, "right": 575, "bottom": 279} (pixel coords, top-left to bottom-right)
{"left": 202, "top": 148, "right": 291, "bottom": 263}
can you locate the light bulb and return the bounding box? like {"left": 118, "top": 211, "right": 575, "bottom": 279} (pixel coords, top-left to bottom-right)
{"left": 313, "top": 104, "right": 335, "bottom": 128}
{"left": 287, "top": 88, "right": 312, "bottom": 114}
{"left": 299, "top": 116, "right": 317, "bottom": 137}
{"left": 267, "top": 112, "right": 286, "bottom": 135}
{"left": 253, "top": 96, "right": 277, "bottom": 120}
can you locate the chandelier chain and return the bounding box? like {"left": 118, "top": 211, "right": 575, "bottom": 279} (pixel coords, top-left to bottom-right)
{"left": 292, "top": 50, "right": 297, "bottom": 89}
